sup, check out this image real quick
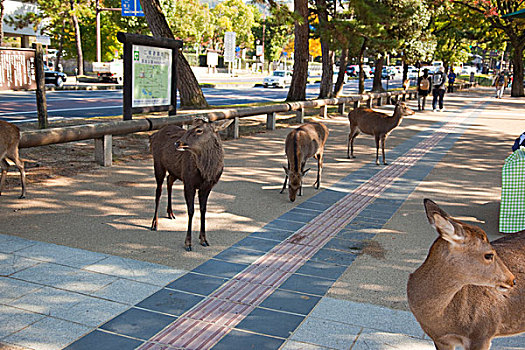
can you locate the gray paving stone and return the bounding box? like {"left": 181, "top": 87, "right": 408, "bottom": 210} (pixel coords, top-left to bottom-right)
{"left": 352, "top": 330, "right": 434, "bottom": 349}
{"left": 0, "top": 277, "right": 43, "bottom": 304}
{"left": 281, "top": 340, "right": 332, "bottom": 350}
{"left": 0, "top": 234, "right": 36, "bottom": 254}
{"left": 11, "top": 263, "right": 117, "bottom": 293}
{"left": 492, "top": 333, "right": 525, "bottom": 348}
{"left": 0, "top": 253, "right": 41, "bottom": 277}
{"left": 2, "top": 317, "right": 91, "bottom": 350}
{"left": 8, "top": 287, "right": 85, "bottom": 316}
{"left": 91, "top": 278, "right": 162, "bottom": 305}
{"left": 309, "top": 297, "right": 425, "bottom": 338}
{"left": 54, "top": 296, "right": 130, "bottom": 327}
{"left": 290, "top": 317, "right": 360, "bottom": 350}
{"left": 0, "top": 305, "right": 44, "bottom": 339}
{"left": 15, "top": 242, "right": 108, "bottom": 268}
{"left": 83, "top": 256, "right": 185, "bottom": 286}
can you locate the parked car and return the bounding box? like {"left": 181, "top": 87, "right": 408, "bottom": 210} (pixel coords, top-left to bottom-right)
{"left": 263, "top": 70, "right": 293, "bottom": 88}
{"left": 381, "top": 67, "right": 395, "bottom": 79}
{"left": 346, "top": 64, "right": 371, "bottom": 78}
{"left": 44, "top": 65, "right": 68, "bottom": 88}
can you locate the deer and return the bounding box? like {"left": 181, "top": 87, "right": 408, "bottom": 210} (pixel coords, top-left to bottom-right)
{"left": 407, "top": 199, "right": 525, "bottom": 350}
{"left": 0, "top": 120, "right": 26, "bottom": 199}
{"left": 281, "top": 122, "right": 329, "bottom": 202}
{"left": 347, "top": 101, "right": 414, "bottom": 165}
{"left": 149, "top": 118, "right": 233, "bottom": 251}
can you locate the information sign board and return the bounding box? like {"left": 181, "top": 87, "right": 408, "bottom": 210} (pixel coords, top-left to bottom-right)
{"left": 0, "top": 49, "right": 36, "bottom": 91}
{"left": 131, "top": 45, "right": 172, "bottom": 108}
{"left": 224, "top": 32, "right": 236, "bottom": 63}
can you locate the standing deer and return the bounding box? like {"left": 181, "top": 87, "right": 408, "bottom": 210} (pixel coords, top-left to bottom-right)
{"left": 281, "top": 122, "right": 329, "bottom": 202}
{"left": 407, "top": 199, "right": 525, "bottom": 350}
{"left": 0, "top": 120, "right": 26, "bottom": 199}
{"left": 150, "top": 118, "right": 233, "bottom": 251}
{"left": 347, "top": 101, "right": 414, "bottom": 165}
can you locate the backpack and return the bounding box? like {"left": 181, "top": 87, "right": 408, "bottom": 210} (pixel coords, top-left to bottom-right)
{"left": 497, "top": 74, "right": 505, "bottom": 85}
{"left": 432, "top": 72, "right": 444, "bottom": 86}
{"left": 419, "top": 77, "right": 430, "bottom": 91}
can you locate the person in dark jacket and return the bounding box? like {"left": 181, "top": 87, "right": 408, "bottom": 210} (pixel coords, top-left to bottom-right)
{"left": 432, "top": 66, "right": 447, "bottom": 112}
{"left": 417, "top": 68, "right": 431, "bottom": 111}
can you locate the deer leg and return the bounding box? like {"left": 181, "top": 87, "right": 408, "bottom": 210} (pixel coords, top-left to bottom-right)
{"left": 10, "top": 151, "right": 26, "bottom": 199}
{"left": 183, "top": 185, "right": 196, "bottom": 251}
{"left": 0, "top": 158, "right": 7, "bottom": 196}
{"left": 348, "top": 128, "right": 359, "bottom": 158}
{"left": 198, "top": 187, "right": 212, "bottom": 247}
{"left": 314, "top": 153, "right": 323, "bottom": 189}
{"left": 468, "top": 339, "right": 492, "bottom": 350}
{"left": 151, "top": 165, "right": 166, "bottom": 231}
{"left": 166, "top": 174, "right": 176, "bottom": 219}
{"left": 375, "top": 135, "right": 381, "bottom": 165}
{"left": 280, "top": 173, "right": 288, "bottom": 193}
{"left": 381, "top": 135, "right": 387, "bottom": 165}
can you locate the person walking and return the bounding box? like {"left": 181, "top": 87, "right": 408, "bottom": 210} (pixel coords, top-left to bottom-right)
{"left": 447, "top": 68, "right": 456, "bottom": 93}
{"left": 494, "top": 71, "right": 507, "bottom": 98}
{"left": 417, "top": 68, "right": 431, "bottom": 111}
{"left": 432, "top": 66, "right": 447, "bottom": 112}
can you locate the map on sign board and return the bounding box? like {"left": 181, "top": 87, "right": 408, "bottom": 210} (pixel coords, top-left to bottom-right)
{"left": 132, "top": 45, "right": 172, "bottom": 108}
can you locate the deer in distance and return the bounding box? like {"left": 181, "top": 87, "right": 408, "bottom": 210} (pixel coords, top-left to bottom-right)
{"left": 407, "top": 199, "right": 525, "bottom": 350}
{"left": 150, "top": 118, "right": 233, "bottom": 251}
{"left": 347, "top": 101, "right": 414, "bottom": 165}
{"left": 281, "top": 122, "right": 329, "bottom": 202}
{"left": 0, "top": 120, "right": 26, "bottom": 199}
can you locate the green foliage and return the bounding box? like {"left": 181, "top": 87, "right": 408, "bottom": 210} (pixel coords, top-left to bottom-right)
{"left": 161, "top": 0, "right": 213, "bottom": 46}
{"left": 252, "top": 5, "right": 294, "bottom": 63}
{"left": 211, "top": 0, "right": 258, "bottom": 49}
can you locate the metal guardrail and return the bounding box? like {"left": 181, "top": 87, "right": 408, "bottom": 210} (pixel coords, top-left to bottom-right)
{"left": 19, "top": 83, "right": 475, "bottom": 166}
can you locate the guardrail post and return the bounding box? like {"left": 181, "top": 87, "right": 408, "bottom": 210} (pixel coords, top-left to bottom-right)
{"left": 320, "top": 105, "right": 327, "bottom": 118}
{"left": 296, "top": 107, "right": 304, "bottom": 123}
{"left": 402, "top": 93, "right": 407, "bottom": 101}
{"left": 95, "top": 134, "right": 112, "bottom": 167}
{"left": 338, "top": 103, "right": 346, "bottom": 114}
{"left": 366, "top": 97, "right": 372, "bottom": 108}
{"left": 377, "top": 96, "right": 383, "bottom": 106}
{"left": 226, "top": 117, "right": 239, "bottom": 139}
{"left": 267, "top": 112, "right": 276, "bottom": 130}
{"left": 353, "top": 101, "right": 360, "bottom": 109}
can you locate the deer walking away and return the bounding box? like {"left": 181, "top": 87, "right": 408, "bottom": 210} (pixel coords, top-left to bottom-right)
{"left": 150, "top": 118, "right": 233, "bottom": 251}
{"left": 407, "top": 199, "right": 525, "bottom": 350}
{"left": 281, "top": 122, "right": 329, "bottom": 202}
{"left": 0, "top": 120, "right": 26, "bottom": 199}
{"left": 347, "top": 101, "right": 414, "bottom": 165}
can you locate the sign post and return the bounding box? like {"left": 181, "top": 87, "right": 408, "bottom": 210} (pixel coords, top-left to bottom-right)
{"left": 117, "top": 32, "right": 183, "bottom": 120}
{"left": 224, "top": 32, "right": 236, "bottom": 75}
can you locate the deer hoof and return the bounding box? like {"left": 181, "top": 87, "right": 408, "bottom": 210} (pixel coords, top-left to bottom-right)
{"left": 201, "top": 241, "right": 210, "bottom": 247}
{"left": 185, "top": 245, "right": 192, "bottom": 252}
{"left": 19, "top": 195, "right": 25, "bottom": 199}
{"left": 167, "top": 212, "right": 175, "bottom": 220}
{"left": 150, "top": 224, "right": 157, "bottom": 231}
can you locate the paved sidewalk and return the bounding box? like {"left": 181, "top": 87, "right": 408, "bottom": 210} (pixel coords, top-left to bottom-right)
{"left": 1, "top": 88, "right": 524, "bottom": 349}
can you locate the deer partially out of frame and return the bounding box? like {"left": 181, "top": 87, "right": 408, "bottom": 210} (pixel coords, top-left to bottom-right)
{"left": 407, "top": 199, "right": 525, "bottom": 350}
{"left": 0, "top": 120, "right": 26, "bottom": 199}
{"left": 281, "top": 122, "right": 329, "bottom": 202}
{"left": 150, "top": 118, "right": 233, "bottom": 251}
{"left": 347, "top": 101, "right": 414, "bottom": 165}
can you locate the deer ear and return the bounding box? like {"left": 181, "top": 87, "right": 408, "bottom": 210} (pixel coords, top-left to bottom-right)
{"left": 212, "top": 119, "right": 234, "bottom": 132}
{"left": 424, "top": 199, "right": 465, "bottom": 245}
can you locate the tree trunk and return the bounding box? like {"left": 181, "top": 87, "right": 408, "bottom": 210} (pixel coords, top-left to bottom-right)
{"left": 286, "top": 0, "right": 309, "bottom": 102}
{"left": 358, "top": 38, "right": 367, "bottom": 94}
{"left": 0, "top": 0, "right": 4, "bottom": 45}
{"left": 333, "top": 48, "right": 349, "bottom": 97}
{"left": 402, "top": 61, "right": 409, "bottom": 83}
{"left": 316, "top": 0, "right": 333, "bottom": 99}
{"left": 372, "top": 54, "right": 384, "bottom": 92}
{"left": 510, "top": 43, "right": 524, "bottom": 97}
{"left": 140, "top": 0, "right": 208, "bottom": 107}
{"left": 70, "top": 0, "right": 84, "bottom": 75}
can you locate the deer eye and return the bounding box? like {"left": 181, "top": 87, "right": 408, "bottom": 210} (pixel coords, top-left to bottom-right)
{"left": 195, "top": 129, "right": 203, "bottom": 135}
{"left": 484, "top": 253, "right": 494, "bottom": 261}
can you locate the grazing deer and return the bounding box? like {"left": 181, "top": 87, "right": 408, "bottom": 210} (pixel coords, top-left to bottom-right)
{"left": 150, "top": 118, "right": 233, "bottom": 251}
{"left": 0, "top": 120, "right": 26, "bottom": 199}
{"left": 347, "top": 101, "right": 414, "bottom": 165}
{"left": 407, "top": 199, "right": 525, "bottom": 350}
{"left": 281, "top": 122, "right": 329, "bottom": 202}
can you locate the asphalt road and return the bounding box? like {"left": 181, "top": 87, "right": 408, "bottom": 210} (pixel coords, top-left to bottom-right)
{"left": 0, "top": 78, "right": 403, "bottom": 124}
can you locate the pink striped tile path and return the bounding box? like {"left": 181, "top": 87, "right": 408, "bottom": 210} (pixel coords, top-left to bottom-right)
{"left": 139, "top": 113, "right": 472, "bottom": 349}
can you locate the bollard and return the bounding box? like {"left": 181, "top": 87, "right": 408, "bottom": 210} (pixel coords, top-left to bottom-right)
{"left": 338, "top": 103, "right": 346, "bottom": 115}
{"left": 353, "top": 100, "right": 360, "bottom": 109}
{"left": 320, "top": 105, "right": 327, "bottom": 118}
{"left": 226, "top": 117, "right": 239, "bottom": 139}
{"left": 296, "top": 107, "right": 304, "bottom": 123}
{"left": 95, "top": 134, "right": 112, "bottom": 167}
{"left": 377, "top": 96, "right": 383, "bottom": 106}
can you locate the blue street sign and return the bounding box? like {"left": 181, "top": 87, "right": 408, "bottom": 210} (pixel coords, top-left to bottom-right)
{"left": 122, "top": 0, "right": 144, "bottom": 17}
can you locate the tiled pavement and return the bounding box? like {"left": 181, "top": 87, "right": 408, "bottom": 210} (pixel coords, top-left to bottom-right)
{"left": 2, "top": 99, "right": 525, "bottom": 350}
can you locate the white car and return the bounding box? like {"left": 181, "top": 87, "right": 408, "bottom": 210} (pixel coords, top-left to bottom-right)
{"left": 263, "top": 70, "right": 293, "bottom": 88}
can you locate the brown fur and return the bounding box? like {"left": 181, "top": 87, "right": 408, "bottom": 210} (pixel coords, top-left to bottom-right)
{"left": 281, "top": 122, "right": 329, "bottom": 202}
{"left": 0, "top": 120, "right": 26, "bottom": 198}
{"left": 407, "top": 199, "right": 525, "bottom": 350}
{"left": 347, "top": 102, "right": 414, "bottom": 165}
{"left": 149, "top": 119, "right": 233, "bottom": 251}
